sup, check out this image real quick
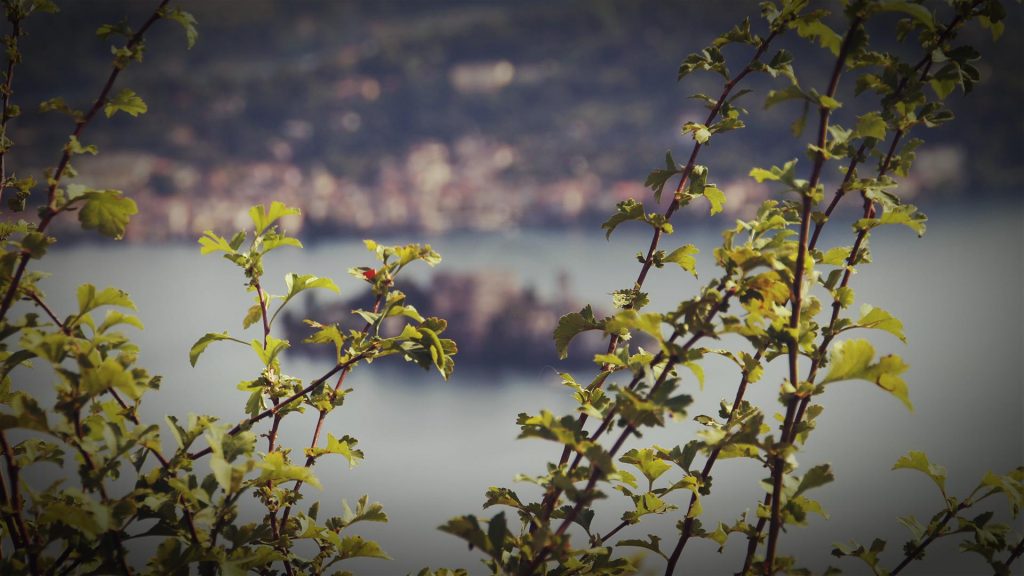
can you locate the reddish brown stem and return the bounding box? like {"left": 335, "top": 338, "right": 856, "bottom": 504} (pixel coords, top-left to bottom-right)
{"left": 766, "top": 17, "right": 862, "bottom": 574}
{"left": 0, "top": 0, "right": 172, "bottom": 322}
{"left": 0, "top": 15, "right": 21, "bottom": 207}
{"left": 664, "top": 347, "right": 766, "bottom": 574}
{"left": 525, "top": 289, "right": 735, "bottom": 573}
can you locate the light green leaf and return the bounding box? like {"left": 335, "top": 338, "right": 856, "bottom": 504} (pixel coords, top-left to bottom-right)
{"left": 821, "top": 339, "right": 912, "bottom": 410}
{"left": 77, "top": 284, "right": 135, "bottom": 316}
{"left": 893, "top": 450, "right": 947, "bottom": 497}
{"left": 854, "top": 305, "right": 906, "bottom": 342}
{"left": 853, "top": 112, "right": 887, "bottom": 141}
{"left": 77, "top": 190, "right": 137, "bottom": 239}
{"left": 249, "top": 201, "right": 300, "bottom": 236}
{"left": 103, "top": 89, "right": 147, "bottom": 118}
{"left": 703, "top": 185, "right": 725, "bottom": 215}
{"left": 621, "top": 448, "right": 672, "bottom": 487}
{"left": 251, "top": 336, "right": 289, "bottom": 366}
{"left": 190, "top": 332, "right": 246, "bottom": 367}
{"left": 258, "top": 451, "right": 321, "bottom": 489}
{"left": 665, "top": 245, "right": 699, "bottom": 276}
{"left": 554, "top": 305, "right": 601, "bottom": 360}
{"left": 160, "top": 7, "right": 199, "bottom": 48}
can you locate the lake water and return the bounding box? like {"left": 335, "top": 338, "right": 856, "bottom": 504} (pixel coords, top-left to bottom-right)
{"left": 21, "top": 201, "right": 1023, "bottom": 574}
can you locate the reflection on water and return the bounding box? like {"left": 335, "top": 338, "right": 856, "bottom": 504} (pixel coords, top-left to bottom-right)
{"left": 22, "top": 202, "right": 1023, "bottom": 574}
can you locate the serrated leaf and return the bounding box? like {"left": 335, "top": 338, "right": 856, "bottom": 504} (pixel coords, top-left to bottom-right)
{"left": 893, "top": 450, "right": 947, "bottom": 498}
{"left": 160, "top": 7, "right": 199, "bottom": 48}
{"left": 822, "top": 339, "right": 912, "bottom": 410}
{"left": 665, "top": 245, "right": 699, "bottom": 276}
{"left": 854, "top": 305, "right": 906, "bottom": 342}
{"left": 104, "top": 88, "right": 147, "bottom": 118}
{"left": 77, "top": 190, "right": 137, "bottom": 239}
{"left": 249, "top": 201, "right": 300, "bottom": 236}
{"left": 852, "top": 112, "right": 887, "bottom": 141}
{"left": 190, "top": 332, "right": 245, "bottom": 367}
{"left": 554, "top": 305, "right": 601, "bottom": 360}
{"left": 703, "top": 185, "right": 725, "bottom": 215}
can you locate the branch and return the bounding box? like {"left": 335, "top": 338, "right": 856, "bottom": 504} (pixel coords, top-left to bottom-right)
{"left": 766, "top": 16, "right": 863, "bottom": 574}
{"left": 664, "top": 347, "right": 766, "bottom": 574}
{"left": 0, "top": 0, "right": 173, "bottom": 322}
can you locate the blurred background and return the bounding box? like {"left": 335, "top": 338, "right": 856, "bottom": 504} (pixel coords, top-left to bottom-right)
{"left": 11, "top": 1, "right": 1024, "bottom": 574}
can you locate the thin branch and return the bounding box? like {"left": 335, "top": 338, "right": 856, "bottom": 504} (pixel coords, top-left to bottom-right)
{"left": 766, "top": 17, "right": 863, "bottom": 574}
{"left": 0, "top": 13, "right": 21, "bottom": 207}
{"left": 664, "top": 347, "right": 766, "bottom": 574}
{"left": 0, "top": 430, "right": 37, "bottom": 573}
{"left": 524, "top": 289, "right": 735, "bottom": 573}
{"left": 188, "top": 355, "right": 364, "bottom": 461}
{"left": 548, "top": 25, "right": 785, "bottom": 480}
{"left": 1005, "top": 536, "right": 1024, "bottom": 573}
{"left": 0, "top": 0, "right": 172, "bottom": 322}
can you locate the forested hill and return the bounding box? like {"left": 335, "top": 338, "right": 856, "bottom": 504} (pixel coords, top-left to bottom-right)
{"left": 8, "top": 1, "right": 1022, "bottom": 240}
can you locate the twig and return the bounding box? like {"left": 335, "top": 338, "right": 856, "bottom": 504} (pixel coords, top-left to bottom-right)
{"left": 524, "top": 289, "right": 735, "bottom": 573}
{"left": 766, "top": 17, "right": 863, "bottom": 574}
{"left": 664, "top": 347, "right": 766, "bottom": 574}
{"left": 0, "top": 0, "right": 173, "bottom": 322}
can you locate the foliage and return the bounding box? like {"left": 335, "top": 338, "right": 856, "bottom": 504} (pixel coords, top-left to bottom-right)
{"left": 441, "top": 1, "right": 1023, "bottom": 575}
{"left": 0, "top": 1, "right": 457, "bottom": 573}
{"left": 0, "top": 0, "right": 1018, "bottom": 575}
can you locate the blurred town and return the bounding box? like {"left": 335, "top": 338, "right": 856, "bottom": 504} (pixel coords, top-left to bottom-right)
{"left": 3, "top": 1, "right": 1020, "bottom": 365}
{"left": 4, "top": 1, "right": 1018, "bottom": 242}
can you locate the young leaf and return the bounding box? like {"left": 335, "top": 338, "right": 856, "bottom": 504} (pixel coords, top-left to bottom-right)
{"left": 665, "top": 244, "right": 699, "bottom": 277}
{"left": 554, "top": 305, "right": 601, "bottom": 359}
{"left": 103, "top": 88, "right": 147, "bottom": 118}
{"left": 159, "top": 7, "right": 199, "bottom": 48}
{"left": 190, "top": 332, "right": 246, "bottom": 367}
{"left": 77, "top": 190, "right": 137, "bottom": 239}
{"left": 821, "top": 339, "right": 912, "bottom": 410}
{"left": 893, "top": 451, "right": 947, "bottom": 498}
{"left": 249, "top": 201, "right": 300, "bottom": 235}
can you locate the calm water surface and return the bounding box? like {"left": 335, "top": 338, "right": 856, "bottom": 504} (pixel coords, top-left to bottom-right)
{"left": 25, "top": 202, "right": 1023, "bottom": 574}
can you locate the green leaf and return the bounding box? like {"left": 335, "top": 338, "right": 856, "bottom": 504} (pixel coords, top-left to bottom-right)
{"left": 77, "top": 190, "right": 137, "bottom": 239}
{"left": 160, "top": 7, "right": 199, "bottom": 48}
{"left": 249, "top": 201, "right": 300, "bottom": 236}
{"left": 554, "top": 305, "right": 601, "bottom": 360}
{"left": 665, "top": 245, "right": 698, "bottom": 277}
{"left": 198, "top": 231, "right": 236, "bottom": 255}
{"left": 77, "top": 284, "right": 135, "bottom": 316}
{"left": 189, "top": 331, "right": 246, "bottom": 367}
{"left": 646, "top": 151, "right": 683, "bottom": 204}
{"left": 251, "top": 336, "right": 289, "bottom": 366}
{"left": 765, "top": 85, "right": 809, "bottom": 109}
{"left": 852, "top": 112, "right": 887, "bottom": 141}
{"left": 103, "top": 88, "right": 147, "bottom": 118}
{"left": 821, "top": 246, "right": 852, "bottom": 266}
{"left": 853, "top": 305, "right": 906, "bottom": 343}
{"left": 258, "top": 451, "right": 321, "bottom": 489}
{"left": 602, "top": 199, "right": 645, "bottom": 239}
{"left": 855, "top": 204, "right": 927, "bottom": 237}
{"left": 703, "top": 185, "right": 725, "bottom": 215}
{"left": 793, "top": 17, "right": 842, "bottom": 55}
{"left": 620, "top": 448, "right": 672, "bottom": 488}
{"left": 271, "top": 273, "right": 340, "bottom": 324}
{"left": 821, "top": 339, "right": 912, "bottom": 410}
{"left": 308, "top": 433, "right": 363, "bottom": 469}
{"left": 893, "top": 451, "right": 947, "bottom": 498}
{"left": 337, "top": 535, "right": 390, "bottom": 560}
{"left": 340, "top": 495, "right": 388, "bottom": 529}
{"left": 617, "top": 534, "right": 668, "bottom": 560}
{"left": 878, "top": 1, "right": 934, "bottom": 29}
{"left": 794, "top": 464, "right": 835, "bottom": 497}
